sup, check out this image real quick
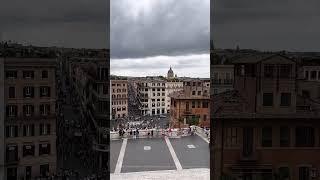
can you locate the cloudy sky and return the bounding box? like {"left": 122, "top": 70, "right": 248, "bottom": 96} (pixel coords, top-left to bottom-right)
{"left": 212, "top": 0, "right": 320, "bottom": 52}
{"left": 0, "top": 0, "right": 109, "bottom": 48}
{"left": 110, "top": 0, "right": 210, "bottom": 78}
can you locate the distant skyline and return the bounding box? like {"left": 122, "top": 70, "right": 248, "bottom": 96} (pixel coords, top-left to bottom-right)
{"left": 111, "top": 54, "right": 209, "bottom": 78}
{"left": 111, "top": 0, "right": 210, "bottom": 78}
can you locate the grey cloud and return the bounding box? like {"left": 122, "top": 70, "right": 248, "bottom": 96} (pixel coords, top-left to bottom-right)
{"left": 0, "top": 0, "right": 109, "bottom": 48}
{"left": 111, "top": 0, "right": 209, "bottom": 59}
{"left": 212, "top": 0, "right": 320, "bottom": 51}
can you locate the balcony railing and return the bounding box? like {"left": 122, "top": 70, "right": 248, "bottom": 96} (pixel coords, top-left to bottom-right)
{"left": 6, "top": 114, "right": 56, "bottom": 122}
{"left": 6, "top": 157, "right": 19, "bottom": 165}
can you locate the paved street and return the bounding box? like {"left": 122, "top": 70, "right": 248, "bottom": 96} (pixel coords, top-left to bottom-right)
{"left": 110, "top": 134, "right": 209, "bottom": 174}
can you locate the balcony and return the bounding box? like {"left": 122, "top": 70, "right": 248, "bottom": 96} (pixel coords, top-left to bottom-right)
{"left": 183, "top": 110, "right": 192, "bottom": 115}
{"left": 6, "top": 114, "right": 56, "bottom": 122}
{"left": 6, "top": 158, "right": 19, "bottom": 165}
{"left": 92, "top": 143, "right": 109, "bottom": 152}
{"left": 212, "top": 79, "right": 221, "bottom": 85}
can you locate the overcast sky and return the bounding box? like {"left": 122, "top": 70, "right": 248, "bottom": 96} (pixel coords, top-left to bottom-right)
{"left": 0, "top": 0, "right": 109, "bottom": 49}
{"left": 110, "top": 0, "right": 210, "bottom": 78}
{"left": 212, "top": 0, "right": 320, "bottom": 52}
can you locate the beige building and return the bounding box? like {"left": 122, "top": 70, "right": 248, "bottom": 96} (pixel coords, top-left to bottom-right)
{"left": 137, "top": 77, "right": 167, "bottom": 116}
{"left": 165, "top": 79, "right": 183, "bottom": 113}
{"left": 1, "top": 58, "right": 57, "bottom": 180}
{"left": 111, "top": 76, "right": 128, "bottom": 119}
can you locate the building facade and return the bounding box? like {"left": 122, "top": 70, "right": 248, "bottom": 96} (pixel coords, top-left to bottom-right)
{"left": 69, "top": 57, "right": 109, "bottom": 171}
{"left": 212, "top": 64, "right": 234, "bottom": 94}
{"left": 2, "top": 58, "right": 57, "bottom": 180}
{"left": 165, "top": 79, "right": 183, "bottom": 114}
{"left": 111, "top": 76, "right": 128, "bottom": 119}
{"left": 137, "top": 77, "right": 167, "bottom": 116}
{"left": 211, "top": 53, "right": 320, "bottom": 180}
{"left": 170, "top": 79, "right": 210, "bottom": 128}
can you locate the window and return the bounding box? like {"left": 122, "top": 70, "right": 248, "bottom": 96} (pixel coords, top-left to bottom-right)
{"left": 23, "top": 125, "right": 35, "bottom": 136}
{"left": 40, "top": 104, "right": 50, "bottom": 116}
{"left": 264, "top": 64, "right": 274, "bottom": 78}
{"left": 157, "top": 88, "right": 160, "bottom": 91}
{"left": 213, "top": 73, "right": 218, "bottom": 81}
{"left": 162, "top": 93, "right": 165, "bottom": 96}
{"left": 263, "top": 93, "right": 273, "bottom": 106}
{"left": 23, "top": 145, "right": 35, "bottom": 157}
{"left": 192, "top": 91, "right": 195, "bottom": 95}
{"left": 6, "top": 126, "right": 18, "bottom": 138}
{"left": 6, "top": 71, "right": 17, "bottom": 79}
{"left": 305, "top": 71, "right": 309, "bottom": 79}
{"left": 40, "top": 86, "right": 50, "bottom": 97}
{"left": 42, "top": 70, "right": 48, "bottom": 78}
{"left": 103, "top": 85, "right": 108, "bottom": 94}
{"left": 225, "top": 128, "right": 238, "bottom": 147}
{"left": 280, "top": 127, "right": 290, "bottom": 147}
{"left": 39, "top": 143, "right": 51, "bottom": 155}
{"left": 198, "top": 91, "right": 201, "bottom": 95}
{"left": 197, "top": 101, "right": 201, "bottom": 108}
{"left": 9, "top": 87, "right": 15, "bottom": 98}
{"left": 39, "top": 124, "right": 51, "bottom": 135}
{"left": 214, "top": 89, "right": 218, "bottom": 94}
{"left": 6, "top": 105, "right": 17, "bottom": 117}
{"left": 203, "top": 115, "right": 207, "bottom": 121}
{"left": 23, "top": 105, "right": 34, "bottom": 117}
{"left": 280, "top": 93, "right": 291, "bottom": 106}
{"left": 40, "top": 164, "right": 49, "bottom": 177}
{"left": 311, "top": 71, "right": 317, "bottom": 80}
{"left": 23, "top": 87, "right": 34, "bottom": 98}
{"left": 6, "top": 145, "right": 18, "bottom": 162}
{"left": 23, "top": 71, "right": 34, "bottom": 79}
{"left": 296, "top": 127, "right": 314, "bottom": 147}
{"left": 279, "top": 64, "right": 292, "bottom": 78}
{"left": 25, "top": 166, "right": 32, "bottom": 180}
{"left": 192, "top": 101, "right": 195, "bottom": 108}
{"left": 202, "top": 102, "right": 209, "bottom": 108}
{"left": 157, "top": 93, "right": 160, "bottom": 96}
{"left": 302, "top": 90, "right": 310, "bottom": 98}
{"left": 261, "top": 127, "right": 272, "bottom": 147}
{"left": 193, "top": 82, "right": 196, "bottom": 86}
{"left": 278, "top": 167, "right": 290, "bottom": 180}
{"left": 299, "top": 167, "right": 310, "bottom": 180}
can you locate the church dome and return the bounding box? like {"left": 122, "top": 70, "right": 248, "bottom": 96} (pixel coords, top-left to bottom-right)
{"left": 167, "top": 66, "right": 174, "bottom": 78}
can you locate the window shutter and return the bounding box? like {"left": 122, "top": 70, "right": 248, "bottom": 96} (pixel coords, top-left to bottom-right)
{"left": 6, "top": 106, "right": 9, "bottom": 117}
{"left": 31, "top": 125, "right": 35, "bottom": 136}
{"left": 39, "top": 124, "right": 43, "bottom": 135}
{"left": 23, "top": 87, "right": 26, "bottom": 98}
{"left": 14, "top": 126, "right": 18, "bottom": 137}
{"left": 31, "top": 87, "right": 34, "bottom": 98}
{"left": 48, "top": 87, "right": 51, "bottom": 97}
{"left": 23, "top": 126, "right": 26, "bottom": 136}
{"left": 47, "top": 124, "right": 51, "bottom": 134}
{"left": 6, "top": 126, "right": 10, "bottom": 137}
{"left": 31, "top": 106, "right": 34, "bottom": 116}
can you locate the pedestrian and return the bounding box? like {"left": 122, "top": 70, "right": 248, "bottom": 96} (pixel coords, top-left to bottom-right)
{"left": 151, "top": 129, "right": 153, "bottom": 137}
